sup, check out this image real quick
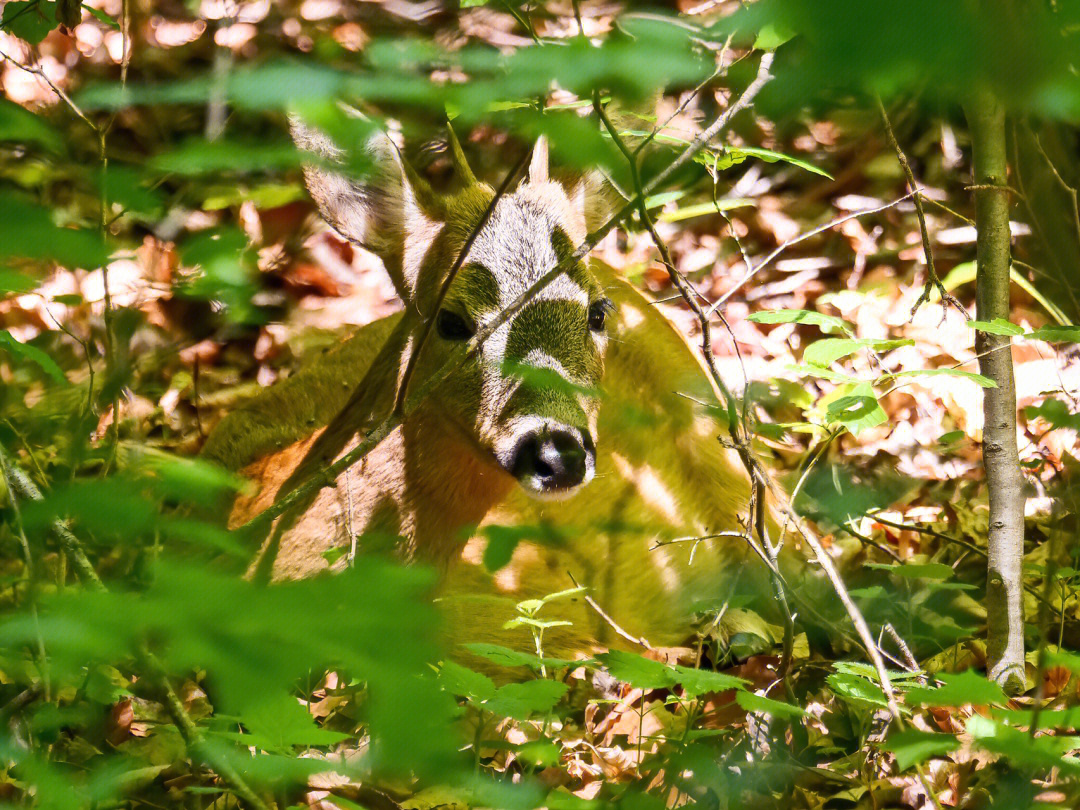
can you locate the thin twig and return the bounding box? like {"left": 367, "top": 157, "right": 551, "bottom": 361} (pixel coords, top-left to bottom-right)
{"left": 567, "top": 573, "right": 651, "bottom": 649}
{"left": 877, "top": 98, "right": 966, "bottom": 320}
{"left": 707, "top": 191, "right": 917, "bottom": 316}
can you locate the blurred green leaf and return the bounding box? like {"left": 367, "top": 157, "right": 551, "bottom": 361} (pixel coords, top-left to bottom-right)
{"left": 882, "top": 730, "right": 960, "bottom": 770}
{"left": 0, "top": 330, "right": 67, "bottom": 383}
{"left": 904, "top": 670, "right": 1007, "bottom": 707}
{"left": 595, "top": 650, "right": 676, "bottom": 690}
{"left": 0, "top": 98, "right": 63, "bottom": 153}
{"left": 483, "top": 680, "right": 568, "bottom": 721}
{"left": 735, "top": 691, "right": 807, "bottom": 720}
{"left": 748, "top": 308, "right": 852, "bottom": 335}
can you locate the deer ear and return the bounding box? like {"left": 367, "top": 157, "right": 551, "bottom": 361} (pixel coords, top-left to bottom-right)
{"left": 564, "top": 170, "right": 613, "bottom": 237}
{"left": 289, "top": 115, "right": 445, "bottom": 302}
{"left": 528, "top": 135, "right": 549, "bottom": 185}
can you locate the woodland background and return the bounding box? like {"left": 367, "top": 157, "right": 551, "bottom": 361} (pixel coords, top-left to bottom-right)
{"left": 2, "top": 1, "right": 1080, "bottom": 808}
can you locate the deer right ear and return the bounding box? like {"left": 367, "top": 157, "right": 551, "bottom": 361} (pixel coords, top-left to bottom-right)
{"left": 289, "top": 116, "right": 445, "bottom": 302}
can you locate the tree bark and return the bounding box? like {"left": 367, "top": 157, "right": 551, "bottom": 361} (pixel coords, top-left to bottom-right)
{"left": 964, "top": 87, "right": 1027, "bottom": 693}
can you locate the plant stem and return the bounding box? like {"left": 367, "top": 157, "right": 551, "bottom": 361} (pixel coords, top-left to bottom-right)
{"left": 964, "top": 85, "right": 1026, "bottom": 694}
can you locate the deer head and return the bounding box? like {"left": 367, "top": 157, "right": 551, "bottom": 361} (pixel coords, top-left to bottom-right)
{"left": 291, "top": 119, "right": 612, "bottom": 499}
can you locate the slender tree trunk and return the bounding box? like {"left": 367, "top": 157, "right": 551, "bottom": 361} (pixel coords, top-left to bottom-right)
{"left": 964, "top": 87, "right": 1027, "bottom": 693}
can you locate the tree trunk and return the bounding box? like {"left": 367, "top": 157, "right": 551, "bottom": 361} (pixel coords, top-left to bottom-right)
{"left": 964, "top": 87, "right": 1027, "bottom": 693}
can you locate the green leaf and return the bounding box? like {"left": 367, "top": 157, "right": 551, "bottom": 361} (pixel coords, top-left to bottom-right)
{"left": 754, "top": 21, "right": 795, "bottom": 50}
{"left": 904, "top": 670, "right": 1007, "bottom": 707}
{"left": 748, "top": 309, "right": 852, "bottom": 335}
{"left": 595, "top": 650, "right": 677, "bottom": 690}
{"left": 2, "top": 0, "right": 57, "bottom": 44}
{"left": 736, "top": 691, "right": 807, "bottom": 720}
{"left": 824, "top": 382, "right": 886, "bottom": 435}
{"left": 483, "top": 679, "right": 568, "bottom": 721}
{"left": 1027, "top": 325, "right": 1080, "bottom": 343}
{"left": 0, "top": 98, "right": 63, "bottom": 153}
{"left": 969, "top": 318, "right": 1024, "bottom": 336}
{"left": 83, "top": 3, "right": 120, "bottom": 27}
{"left": 439, "top": 661, "right": 496, "bottom": 703}
{"left": 673, "top": 666, "right": 747, "bottom": 697}
{"left": 865, "top": 562, "right": 955, "bottom": 580}
{"left": 827, "top": 673, "right": 888, "bottom": 708}
{"left": 887, "top": 367, "right": 996, "bottom": 388}
{"left": 0, "top": 270, "right": 38, "bottom": 294}
{"left": 237, "top": 690, "right": 351, "bottom": 753}
{"left": 1025, "top": 398, "right": 1080, "bottom": 431}
{"left": 882, "top": 730, "right": 960, "bottom": 770}
{"left": 657, "top": 198, "right": 755, "bottom": 223}
{"left": 729, "top": 146, "right": 832, "bottom": 179}
{"left": 461, "top": 643, "right": 577, "bottom": 671}
{"left": 967, "top": 714, "right": 1080, "bottom": 773}
{"left": 0, "top": 330, "right": 67, "bottom": 383}
{"left": 804, "top": 337, "right": 912, "bottom": 367}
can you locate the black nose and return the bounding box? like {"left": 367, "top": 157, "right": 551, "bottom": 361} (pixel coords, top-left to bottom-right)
{"left": 511, "top": 429, "right": 589, "bottom": 491}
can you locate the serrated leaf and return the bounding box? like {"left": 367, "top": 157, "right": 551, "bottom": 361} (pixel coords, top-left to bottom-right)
{"left": 1027, "top": 325, "right": 1080, "bottom": 343}
{"left": 483, "top": 679, "right": 568, "bottom": 721}
{"left": 969, "top": 318, "right": 1024, "bottom": 336}
{"left": 736, "top": 690, "right": 807, "bottom": 720}
{"left": 827, "top": 673, "right": 888, "bottom": 707}
{"left": 595, "top": 650, "right": 677, "bottom": 690}
{"left": 748, "top": 309, "right": 852, "bottom": 335}
{"left": 461, "top": 643, "right": 577, "bottom": 671}
{"left": 439, "top": 661, "right": 496, "bottom": 703}
{"left": 673, "top": 666, "right": 747, "bottom": 697}
{"left": 904, "top": 670, "right": 1007, "bottom": 707}
{"left": 882, "top": 730, "right": 960, "bottom": 770}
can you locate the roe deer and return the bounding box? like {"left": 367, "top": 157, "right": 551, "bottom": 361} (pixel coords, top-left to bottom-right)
{"left": 202, "top": 123, "right": 813, "bottom": 661}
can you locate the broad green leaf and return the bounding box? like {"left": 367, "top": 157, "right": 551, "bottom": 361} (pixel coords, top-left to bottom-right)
{"left": 736, "top": 690, "right": 807, "bottom": 720}
{"left": 904, "top": 670, "right": 1007, "bottom": 707}
{"left": 827, "top": 673, "right": 889, "bottom": 708}
{"left": 754, "top": 21, "right": 796, "bottom": 50}
{"left": 2, "top": 0, "right": 57, "bottom": 44}
{"left": 237, "top": 690, "right": 351, "bottom": 753}
{"left": 748, "top": 309, "right": 852, "bottom": 335}
{"left": 0, "top": 270, "right": 38, "bottom": 294}
{"left": 595, "top": 650, "right": 677, "bottom": 690}
{"left": 804, "top": 337, "right": 912, "bottom": 367}
{"left": 887, "top": 368, "right": 996, "bottom": 388}
{"left": 0, "top": 330, "right": 67, "bottom": 383}
{"left": 969, "top": 318, "right": 1024, "bottom": 336}
{"left": 0, "top": 98, "right": 62, "bottom": 153}
{"left": 461, "top": 643, "right": 577, "bottom": 671}
{"left": 824, "top": 382, "right": 886, "bottom": 434}
{"left": 882, "top": 730, "right": 960, "bottom": 770}
{"left": 967, "top": 714, "right": 1080, "bottom": 773}
{"left": 674, "top": 666, "right": 747, "bottom": 697}
{"left": 483, "top": 679, "right": 568, "bottom": 721}
{"left": 0, "top": 195, "right": 110, "bottom": 268}
{"left": 1025, "top": 398, "right": 1080, "bottom": 431}
{"left": 439, "top": 661, "right": 496, "bottom": 703}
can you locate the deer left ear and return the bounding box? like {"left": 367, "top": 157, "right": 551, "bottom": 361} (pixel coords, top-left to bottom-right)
{"left": 289, "top": 115, "right": 447, "bottom": 303}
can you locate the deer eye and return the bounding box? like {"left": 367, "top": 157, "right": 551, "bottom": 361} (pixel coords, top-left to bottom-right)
{"left": 437, "top": 309, "right": 475, "bottom": 341}
{"left": 587, "top": 299, "right": 612, "bottom": 333}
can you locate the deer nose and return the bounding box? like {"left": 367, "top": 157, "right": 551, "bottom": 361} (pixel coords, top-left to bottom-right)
{"left": 511, "top": 429, "right": 590, "bottom": 492}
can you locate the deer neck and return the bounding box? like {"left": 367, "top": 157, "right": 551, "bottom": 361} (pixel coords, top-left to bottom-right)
{"left": 395, "top": 401, "right": 515, "bottom": 562}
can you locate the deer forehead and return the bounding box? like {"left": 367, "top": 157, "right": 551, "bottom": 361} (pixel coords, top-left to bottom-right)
{"left": 458, "top": 187, "right": 592, "bottom": 310}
